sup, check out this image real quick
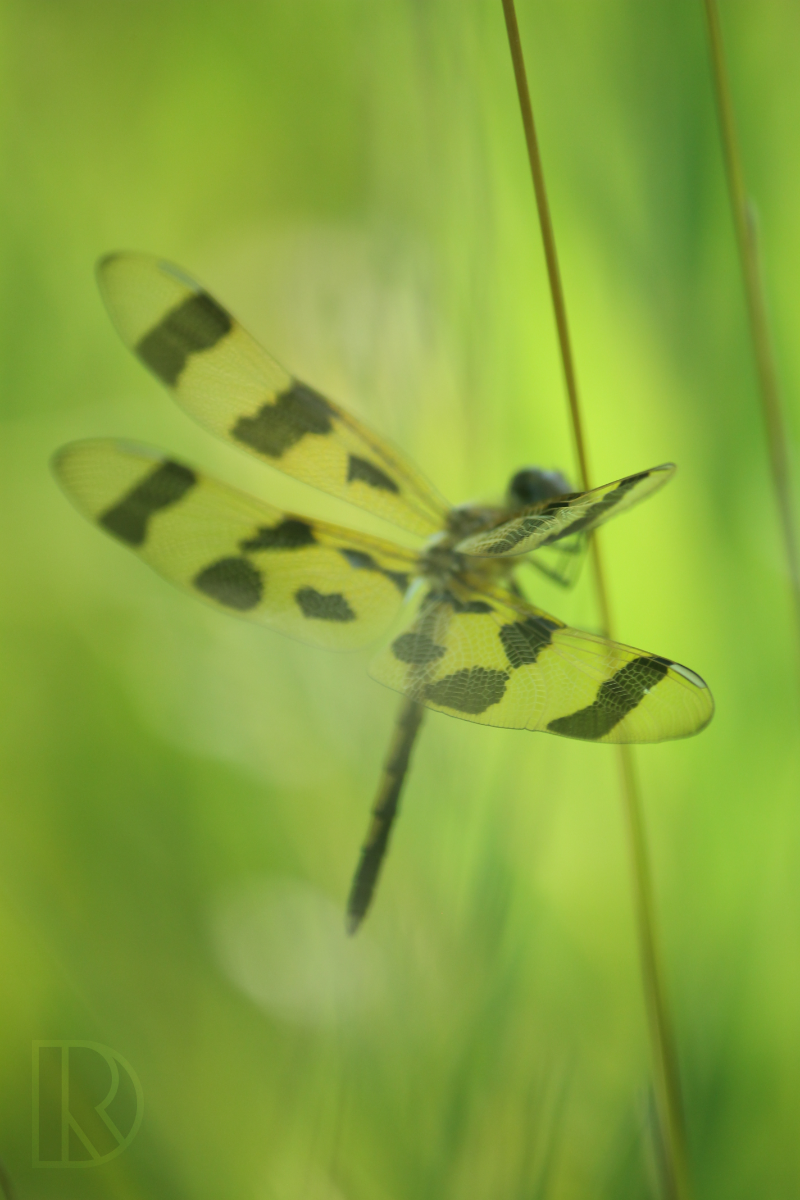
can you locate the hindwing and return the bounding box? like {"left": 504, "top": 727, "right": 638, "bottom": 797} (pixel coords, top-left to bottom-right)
{"left": 370, "top": 579, "right": 713, "bottom": 742}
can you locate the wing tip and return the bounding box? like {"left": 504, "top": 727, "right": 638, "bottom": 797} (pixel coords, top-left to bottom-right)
{"left": 96, "top": 250, "right": 124, "bottom": 276}
{"left": 96, "top": 249, "right": 149, "bottom": 290}
{"left": 96, "top": 250, "right": 201, "bottom": 294}
{"left": 50, "top": 438, "right": 112, "bottom": 481}
{"left": 653, "top": 657, "right": 716, "bottom": 741}
{"left": 50, "top": 443, "right": 74, "bottom": 489}
{"left": 668, "top": 659, "right": 708, "bottom": 690}
{"left": 51, "top": 437, "right": 169, "bottom": 479}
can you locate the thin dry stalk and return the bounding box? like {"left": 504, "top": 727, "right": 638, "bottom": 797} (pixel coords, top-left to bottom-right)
{"left": 500, "top": 3, "right": 690, "bottom": 1197}
{"left": 702, "top": 0, "right": 800, "bottom": 664}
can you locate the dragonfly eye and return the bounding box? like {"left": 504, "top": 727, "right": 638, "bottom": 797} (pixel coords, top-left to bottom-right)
{"left": 507, "top": 467, "right": 572, "bottom": 507}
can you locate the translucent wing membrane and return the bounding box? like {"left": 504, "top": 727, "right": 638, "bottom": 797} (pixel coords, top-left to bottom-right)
{"left": 456, "top": 464, "right": 676, "bottom": 557}
{"left": 370, "top": 578, "right": 713, "bottom": 743}
{"left": 97, "top": 253, "right": 449, "bottom": 538}
{"left": 54, "top": 440, "right": 418, "bottom": 651}
{"left": 526, "top": 532, "right": 587, "bottom": 588}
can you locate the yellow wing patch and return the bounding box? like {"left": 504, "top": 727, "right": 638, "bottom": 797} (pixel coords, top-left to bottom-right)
{"left": 456, "top": 464, "right": 676, "bottom": 557}
{"left": 97, "top": 253, "right": 449, "bottom": 538}
{"left": 54, "top": 440, "right": 418, "bottom": 651}
{"left": 369, "top": 580, "right": 713, "bottom": 743}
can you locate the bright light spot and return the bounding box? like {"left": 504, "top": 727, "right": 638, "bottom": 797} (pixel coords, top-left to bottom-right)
{"left": 211, "top": 877, "right": 383, "bottom": 1027}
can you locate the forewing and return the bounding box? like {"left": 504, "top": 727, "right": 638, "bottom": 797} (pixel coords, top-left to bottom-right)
{"left": 456, "top": 465, "right": 675, "bottom": 557}
{"left": 97, "top": 253, "right": 450, "bottom": 538}
{"left": 54, "top": 439, "right": 418, "bottom": 651}
{"left": 369, "top": 580, "right": 712, "bottom": 742}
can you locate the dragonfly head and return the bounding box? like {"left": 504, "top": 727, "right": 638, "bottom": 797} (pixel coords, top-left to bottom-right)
{"left": 506, "top": 467, "right": 572, "bottom": 509}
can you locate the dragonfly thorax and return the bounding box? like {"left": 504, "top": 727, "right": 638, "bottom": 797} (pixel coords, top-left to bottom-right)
{"left": 444, "top": 501, "right": 504, "bottom": 542}
{"left": 420, "top": 514, "right": 514, "bottom": 591}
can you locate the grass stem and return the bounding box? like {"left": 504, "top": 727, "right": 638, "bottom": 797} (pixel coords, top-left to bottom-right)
{"left": 702, "top": 0, "right": 800, "bottom": 664}
{"left": 500, "top": 3, "right": 690, "bottom": 1196}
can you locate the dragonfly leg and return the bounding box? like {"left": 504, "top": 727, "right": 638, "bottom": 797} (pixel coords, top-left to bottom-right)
{"left": 346, "top": 696, "right": 425, "bottom": 934}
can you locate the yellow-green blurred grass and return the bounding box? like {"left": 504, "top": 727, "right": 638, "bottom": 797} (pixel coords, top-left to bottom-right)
{"left": 2, "top": 0, "right": 800, "bottom": 1197}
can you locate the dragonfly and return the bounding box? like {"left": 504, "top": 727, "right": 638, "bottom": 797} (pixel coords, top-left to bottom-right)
{"left": 53, "top": 254, "right": 714, "bottom": 932}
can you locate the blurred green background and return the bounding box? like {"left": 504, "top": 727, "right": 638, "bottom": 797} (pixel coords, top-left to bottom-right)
{"left": 2, "top": 0, "right": 799, "bottom": 1196}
